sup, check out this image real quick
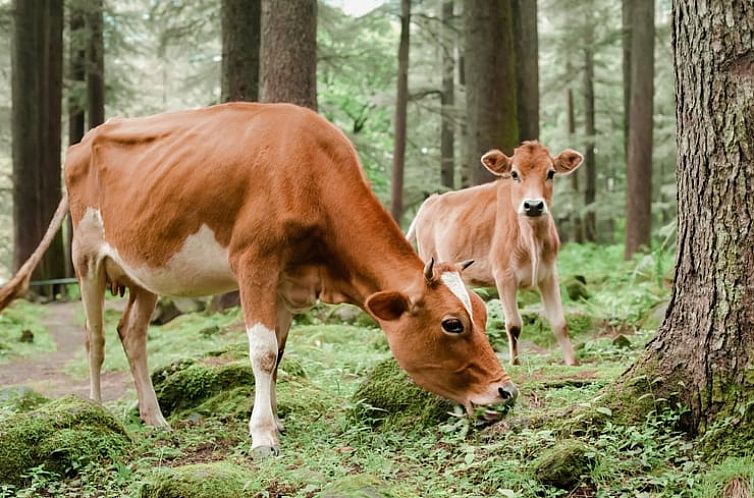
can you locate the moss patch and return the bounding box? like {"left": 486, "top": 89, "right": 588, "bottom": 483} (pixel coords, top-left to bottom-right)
{"left": 138, "top": 462, "right": 260, "bottom": 498}
{"left": 532, "top": 439, "right": 594, "bottom": 490}
{"left": 0, "top": 395, "right": 130, "bottom": 485}
{"left": 349, "top": 359, "right": 454, "bottom": 428}
{"left": 0, "top": 387, "right": 49, "bottom": 419}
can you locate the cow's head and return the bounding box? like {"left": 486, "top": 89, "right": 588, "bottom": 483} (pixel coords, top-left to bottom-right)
{"left": 481, "top": 141, "right": 583, "bottom": 220}
{"left": 365, "top": 260, "right": 516, "bottom": 415}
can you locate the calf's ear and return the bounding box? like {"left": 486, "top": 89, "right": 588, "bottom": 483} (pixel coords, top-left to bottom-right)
{"left": 365, "top": 291, "right": 410, "bottom": 322}
{"left": 481, "top": 149, "right": 512, "bottom": 177}
{"left": 554, "top": 149, "right": 584, "bottom": 175}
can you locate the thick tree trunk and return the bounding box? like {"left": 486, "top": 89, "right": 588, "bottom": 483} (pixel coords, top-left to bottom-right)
{"left": 221, "top": 0, "right": 260, "bottom": 102}
{"left": 68, "top": 5, "right": 85, "bottom": 146}
{"left": 260, "top": 0, "right": 317, "bottom": 110}
{"left": 624, "top": 0, "right": 655, "bottom": 259}
{"left": 512, "top": 0, "right": 539, "bottom": 142}
{"left": 86, "top": 0, "right": 104, "bottom": 129}
{"left": 11, "top": 0, "right": 65, "bottom": 288}
{"left": 622, "top": 0, "right": 632, "bottom": 161}
{"left": 616, "top": 0, "right": 754, "bottom": 448}
{"left": 440, "top": 0, "right": 455, "bottom": 189}
{"left": 582, "top": 45, "right": 597, "bottom": 242}
{"left": 464, "top": 0, "right": 518, "bottom": 185}
{"left": 390, "top": 0, "right": 410, "bottom": 222}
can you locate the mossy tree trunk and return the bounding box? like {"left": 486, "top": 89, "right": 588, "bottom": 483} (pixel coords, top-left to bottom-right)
{"left": 617, "top": 0, "right": 754, "bottom": 442}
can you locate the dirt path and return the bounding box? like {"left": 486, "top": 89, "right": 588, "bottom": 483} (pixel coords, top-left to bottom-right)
{"left": 0, "top": 301, "right": 129, "bottom": 401}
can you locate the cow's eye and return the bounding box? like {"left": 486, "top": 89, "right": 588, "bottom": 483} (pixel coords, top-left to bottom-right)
{"left": 442, "top": 318, "right": 464, "bottom": 334}
{"left": 547, "top": 170, "right": 555, "bottom": 180}
{"left": 511, "top": 171, "right": 520, "bottom": 182}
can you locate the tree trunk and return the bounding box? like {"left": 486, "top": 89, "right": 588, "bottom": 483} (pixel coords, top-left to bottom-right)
{"left": 615, "top": 0, "right": 754, "bottom": 450}
{"left": 260, "top": 0, "right": 317, "bottom": 110}
{"left": 566, "top": 65, "right": 583, "bottom": 244}
{"left": 11, "top": 0, "right": 65, "bottom": 289}
{"left": 622, "top": 0, "right": 632, "bottom": 161}
{"left": 624, "top": 0, "right": 654, "bottom": 260}
{"left": 512, "top": 0, "right": 539, "bottom": 142}
{"left": 221, "top": 0, "right": 260, "bottom": 102}
{"left": 86, "top": 0, "right": 104, "bottom": 129}
{"left": 582, "top": 45, "right": 596, "bottom": 242}
{"left": 390, "top": 0, "right": 411, "bottom": 222}
{"left": 440, "top": 0, "right": 455, "bottom": 190}
{"left": 459, "top": 51, "right": 471, "bottom": 188}
{"left": 464, "top": 0, "right": 518, "bottom": 185}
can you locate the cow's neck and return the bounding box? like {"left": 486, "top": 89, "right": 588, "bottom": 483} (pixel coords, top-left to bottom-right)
{"left": 323, "top": 188, "right": 424, "bottom": 308}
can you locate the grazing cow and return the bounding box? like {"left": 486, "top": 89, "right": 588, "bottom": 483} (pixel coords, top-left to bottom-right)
{"left": 407, "top": 141, "right": 583, "bottom": 366}
{"left": 0, "top": 103, "right": 517, "bottom": 456}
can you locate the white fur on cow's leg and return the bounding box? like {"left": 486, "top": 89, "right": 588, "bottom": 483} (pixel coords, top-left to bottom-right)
{"left": 539, "top": 272, "right": 579, "bottom": 366}
{"left": 117, "top": 288, "right": 170, "bottom": 428}
{"left": 80, "top": 269, "right": 107, "bottom": 402}
{"left": 247, "top": 322, "right": 280, "bottom": 456}
{"left": 496, "top": 275, "right": 523, "bottom": 366}
{"left": 272, "top": 306, "right": 292, "bottom": 434}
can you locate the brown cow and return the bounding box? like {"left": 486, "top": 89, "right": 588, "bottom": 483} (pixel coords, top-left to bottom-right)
{"left": 407, "top": 141, "right": 583, "bottom": 366}
{"left": 0, "top": 103, "right": 517, "bottom": 457}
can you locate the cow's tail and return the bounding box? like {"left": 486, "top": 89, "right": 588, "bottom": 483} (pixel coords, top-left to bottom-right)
{"left": 405, "top": 194, "right": 435, "bottom": 242}
{"left": 0, "top": 193, "right": 69, "bottom": 312}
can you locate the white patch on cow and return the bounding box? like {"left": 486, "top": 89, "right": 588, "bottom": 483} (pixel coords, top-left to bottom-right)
{"left": 440, "top": 271, "right": 473, "bottom": 319}
{"left": 247, "top": 323, "right": 279, "bottom": 449}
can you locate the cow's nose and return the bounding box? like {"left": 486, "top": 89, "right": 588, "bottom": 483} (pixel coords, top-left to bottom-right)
{"left": 523, "top": 199, "right": 545, "bottom": 216}
{"left": 498, "top": 381, "right": 519, "bottom": 403}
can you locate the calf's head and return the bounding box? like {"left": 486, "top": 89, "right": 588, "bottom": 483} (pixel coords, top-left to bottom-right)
{"left": 481, "top": 141, "right": 583, "bottom": 219}
{"left": 365, "top": 260, "right": 517, "bottom": 414}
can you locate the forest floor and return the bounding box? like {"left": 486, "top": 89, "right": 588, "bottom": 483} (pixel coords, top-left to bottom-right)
{"left": 0, "top": 244, "right": 750, "bottom": 498}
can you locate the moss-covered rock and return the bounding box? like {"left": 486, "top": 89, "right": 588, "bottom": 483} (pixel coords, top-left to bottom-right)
{"left": 349, "top": 359, "right": 454, "bottom": 428}
{"left": 533, "top": 439, "right": 594, "bottom": 490}
{"left": 0, "top": 395, "right": 130, "bottom": 485}
{"left": 139, "top": 462, "right": 260, "bottom": 498}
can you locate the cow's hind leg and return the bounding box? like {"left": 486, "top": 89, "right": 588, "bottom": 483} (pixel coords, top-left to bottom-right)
{"left": 496, "top": 275, "right": 523, "bottom": 366}
{"left": 116, "top": 286, "right": 168, "bottom": 427}
{"left": 79, "top": 261, "right": 107, "bottom": 402}
{"left": 272, "top": 304, "right": 292, "bottom": 433}
{"left": 539, "top": 273, "right": 578, "bottom": 366}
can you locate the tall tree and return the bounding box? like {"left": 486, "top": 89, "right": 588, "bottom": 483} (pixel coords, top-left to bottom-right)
{"left": 622, "top": 0, "right": 632, "bottom": 160}
{"left": 390, "top": 0, "right": 411, "bottom": 221}
{"left": 566, "top": 60, "right": 583, "bottom": 243}
{"left": 68, "top": 2, "right": 86, "bottom": 146}
{"left": 221, "top": 0, "right": 261, "bottom": 102}
{"left": 624, "top": 0, "right": 655, "bottom": 259}
{"left": 260, "top": 0, "right": 317, "bottom": 110}
{"left": 512, "top": 0, "right": 539, "bottom": 142}
{"left": 86, "top": 0, "right": 104, "bottom": 129}
{"left": 582, "top": 43, "right": 597, "bottom": 242}
{"left": 11, "top": 0, "right": 65, "bottom": 285}
{"left": 614, "top": 0, "right": 754, "bottom": 450}
{"left": 439, "top": 0, "right": 455, "bottom": 189}
{"left": 464, "top": 0, "right": 518, "bottom": 185}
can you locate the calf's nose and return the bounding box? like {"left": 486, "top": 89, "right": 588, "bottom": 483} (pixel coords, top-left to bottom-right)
{"left": 498, "top": 381, "right": 519, "bottom": 403}
{"left": 523, "top": 199, "right": 545, "bottom": 217}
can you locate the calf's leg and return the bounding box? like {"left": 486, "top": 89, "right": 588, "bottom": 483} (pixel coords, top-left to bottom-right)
{"left": 495, "top": 275, "right": 523, "bottom": 366}
{"left": 539, "top": 273, "right": 579, "bottom": 366}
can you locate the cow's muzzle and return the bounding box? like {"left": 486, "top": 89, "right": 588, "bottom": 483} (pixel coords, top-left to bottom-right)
{"left": 523, "top": 199, "right": 545, "bottom": 217}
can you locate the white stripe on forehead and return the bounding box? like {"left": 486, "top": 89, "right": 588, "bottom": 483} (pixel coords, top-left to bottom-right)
{"left": 440, "top": 271, "right": 473, "bottom": 319}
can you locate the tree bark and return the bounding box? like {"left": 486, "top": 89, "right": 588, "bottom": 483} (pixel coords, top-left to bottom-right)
{"left": 390, "top": 0, "right": 411, "bottom": 222}
{"left": 512, "top": 0, "right": 539, "bottom": 142}
{"left": 616, "top": 0, "right": 754, "bottom": 447}
{"left": 566, "top": 62, "right": 583, "bottom": 244}
{"left": 86, "top": 0, "right": 104, "bottom": 129}
{"left": 624, "top": 0, "right": 655, "bottom": 260}
{"left": 582, "top": 45, "right": 596, "bottom": 242}
{"left": 260, "top": 0, "right": 317, "bottom": 110}
{"left": 68, "top": 4, "right": 85, "bottom": 146}
{"left": 440, "top": 0, "right": 455, "bottom": 189}
{"left": 622, "top": 0, "right": 632, "bottom": 161}
{"left": 11, "top": 0, "right": 65, "bottom": 287}
{"left": 221, "top": 0, "right": 260, "bottom": 102}
{"left": 464, "top": 0, "right": 518, "bottom": 185}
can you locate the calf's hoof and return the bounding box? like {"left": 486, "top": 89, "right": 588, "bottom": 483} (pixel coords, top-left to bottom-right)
{"left": 252, "top": 445, "right": 281, "bottom": 459}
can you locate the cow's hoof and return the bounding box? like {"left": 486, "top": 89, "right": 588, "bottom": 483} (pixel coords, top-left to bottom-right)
{"left": 252, "top": 445, "right": 280, "bottom": 459}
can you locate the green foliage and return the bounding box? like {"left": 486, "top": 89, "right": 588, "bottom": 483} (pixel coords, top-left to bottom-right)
{"left": 139, "top": 462, "right": 259, "bottom": 498}
{"left": 0, "top": 300, "right": 54, "bottom": 364}
{"left": 533, "top": 439, "right": 594, "bottom": 489}
{"left": 696, "top": 456, "right": 754, "bottom": 498}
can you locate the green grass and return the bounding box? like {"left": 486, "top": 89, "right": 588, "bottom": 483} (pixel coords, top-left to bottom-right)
{"left": 0, "top": 299, "right": 54, "bottom": 364}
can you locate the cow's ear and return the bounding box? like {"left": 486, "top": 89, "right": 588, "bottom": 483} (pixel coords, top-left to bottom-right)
{"left": 365, "top": 290, "right": 410, "bottom": 322}
{"left": 553, "top": 149, "right": 583, "bottom": 175}
{"left": 481, "top": 149, "right": 512, "bottom": 177}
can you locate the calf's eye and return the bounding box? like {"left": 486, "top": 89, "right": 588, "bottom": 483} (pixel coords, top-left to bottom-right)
{"left": 442, "top": 318, "right": 465, "bottom": 334}
{"left": 547, "top": 170, "right": 555, "bottom": 180}
{"left": 511, "top": 171, "right": 520, "bottom": 181}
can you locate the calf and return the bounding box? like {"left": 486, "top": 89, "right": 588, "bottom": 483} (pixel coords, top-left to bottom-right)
{"left": 408, "top": 141, "right": 583, "bottom": 366}
{"left": 0, "top": 103, "right": 516, "bottom": 457}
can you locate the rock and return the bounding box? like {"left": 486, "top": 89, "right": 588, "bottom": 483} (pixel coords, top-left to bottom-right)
{"left": 349, "top": 359, "right": 454, "bottom": 428}
{"left": 207, "top": 292, "right": 240, "bottom": 313}
{"left": 139, "top": 462, "right": 259, "bottom": 498}
{"left": 564, "top": 276, "right": 590, "bottom": 301}
{"left": 18, "top": 329, "right": 34, "bottom": 343}
{"left": 642, "top": 300, "right": 669, "bottom": 330}
{"left": 198, "top": 324, "right": 221, "bottom": 337}
{"left": 612, "top": 334, "right": 632, "bottom": 349}
{"left": 151, "top": 297, "right": 208, "bottom": 325}
{"left": 533, "top": 439, "right": 594, "bottom": 490}
{"left": 0, "top": 395, "right": 130, "bottom": 485}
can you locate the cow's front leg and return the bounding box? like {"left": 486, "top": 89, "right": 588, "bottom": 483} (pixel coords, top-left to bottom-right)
{"left": 236, "top": 258, "right": 282, "bottom": 458}
{"left": 495, "top": 274, "right": 522, "bottom": 366}
{"left": 539, "top": 271, "right": 579, "bottom": 366}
